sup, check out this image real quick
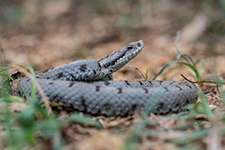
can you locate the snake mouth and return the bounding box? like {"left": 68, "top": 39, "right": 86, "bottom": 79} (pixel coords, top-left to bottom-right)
{"left": 98, "top": 40, "right": 144, "bottom": 74}
{"left": 114, "top": 40, "right": 144, "bottom": 65}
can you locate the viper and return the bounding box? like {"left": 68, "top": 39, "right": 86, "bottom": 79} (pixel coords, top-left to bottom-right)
{"left": 16, "top": 40, "right": 198, "bottom": 116}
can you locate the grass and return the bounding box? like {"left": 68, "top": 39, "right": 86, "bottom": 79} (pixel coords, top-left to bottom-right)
{"left": 0, "top": 0, "right": 225, "bottom": 149}
{"left": 122, "top": 32, "right": 225, "bottom": 150}
{"left": 0, "top": 90, "right": 102, "bottom": 149}
{"left": 0, "top": 33, "right": 225, "bottom": 149}
{"left": 0, "top": 67, "right": 102, "bottom": 149}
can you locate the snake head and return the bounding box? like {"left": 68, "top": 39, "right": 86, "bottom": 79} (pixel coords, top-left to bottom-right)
{"left": 98, "top": 40, "right": 144, "bottom": 75}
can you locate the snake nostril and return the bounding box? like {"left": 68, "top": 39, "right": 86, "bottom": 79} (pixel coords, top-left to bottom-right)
{"left": 127, "top": 45, "right": 133, "bottom": 50}
{"left": 137, "top": 42, "right": 141, "bottom": 47}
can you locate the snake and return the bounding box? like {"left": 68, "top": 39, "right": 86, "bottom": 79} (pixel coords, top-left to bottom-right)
{"left": 16, "top": 40, "right": 198, "bottom": 116}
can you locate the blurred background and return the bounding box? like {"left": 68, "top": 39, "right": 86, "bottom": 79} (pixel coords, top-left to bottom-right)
{"left": 0, "top": 0, "right": 225, "bottom": 80}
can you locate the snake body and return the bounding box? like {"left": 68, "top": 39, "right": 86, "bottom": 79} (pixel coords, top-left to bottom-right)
{"left": 17, "top": 40, "right": 198, "bottom": 116}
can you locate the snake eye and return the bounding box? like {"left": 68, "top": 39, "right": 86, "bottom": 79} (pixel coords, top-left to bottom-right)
{"left": 137, "top": 42, "right": 141, "bottom": 47}
{"left": 127, "top": 45, "right": 133, "bottom": 50}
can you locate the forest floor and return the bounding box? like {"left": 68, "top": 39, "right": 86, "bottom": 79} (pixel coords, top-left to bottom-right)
{"left": 1, "top": 0, "right": 225, "bottom": 150}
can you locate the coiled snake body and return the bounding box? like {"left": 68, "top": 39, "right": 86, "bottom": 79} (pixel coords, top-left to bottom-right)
{"left": 17, "top": 40, "right": 198, "bottom": 116}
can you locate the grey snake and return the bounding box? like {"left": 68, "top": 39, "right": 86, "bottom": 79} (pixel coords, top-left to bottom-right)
{"left": 16, "top": 40, "right": 198, "bottom": 116}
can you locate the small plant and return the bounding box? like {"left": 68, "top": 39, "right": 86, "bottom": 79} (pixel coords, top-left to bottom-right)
{"left": 123, "top": 31, "right": 225, "bottom": 149}
{"left": 0, "top": 66, "right": 102, "bottom": 149}
{"left": 153, "top": 31, "right": 205, "bottom": 81}
{"left": 1, "top": 32, "right": 225, "bottom": 149}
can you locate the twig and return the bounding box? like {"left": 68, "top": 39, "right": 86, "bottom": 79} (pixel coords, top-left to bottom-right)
{"left": 181, "top": 74, "right": 225, "bottom": 85}
{"left": 12, "top": 66, "right": 52, "bottom": 114}
{"left": 181, "top": 74, "right": 198, "bottom": 83}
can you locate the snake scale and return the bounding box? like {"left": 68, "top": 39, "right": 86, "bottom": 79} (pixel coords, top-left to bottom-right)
{"left": 17, "top": 40, "right": 198, "bottom": 116}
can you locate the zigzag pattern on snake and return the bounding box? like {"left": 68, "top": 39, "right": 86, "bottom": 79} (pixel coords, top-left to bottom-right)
{"left": 17, "top": 40, "right": 198, "bottom": 116}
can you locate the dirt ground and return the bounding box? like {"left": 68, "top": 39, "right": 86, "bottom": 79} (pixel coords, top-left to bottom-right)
{"left": 1, "top": 0, "right": 225, "bottom": 150}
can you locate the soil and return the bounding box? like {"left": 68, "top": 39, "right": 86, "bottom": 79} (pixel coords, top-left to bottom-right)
{"left": 1, "top": 0, "right": 225, "bottom": 149}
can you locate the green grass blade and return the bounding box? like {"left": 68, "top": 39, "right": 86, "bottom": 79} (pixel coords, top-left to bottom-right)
{"left": 145, "top": 65, "right": 149, "bottom": 80}
{"left": 198, "top": 90, "right": 213, "bottom": 120}
{"left": 200, "top": 58, "right": 205, "bottom": 73}
{"left": 153, "top": 61, "right": 179, "bottom": 80}
{"left": 152, "top": 61, "right": 197, "bottom": 80}
{"left": 174, "top": 31, "right": 191, "bottom": 64}
{"left": 183, "top": 54, "right": 201, "bottom": 80}
{"left": 26, "top": 66, "right": 36, "bottom": 99}
{"left": 174, "top": 31, "right": 202, "bottom": 80}
{"left": 0, "top": 73, "right": 14, "bottom": 80}
{"left": 0, "top": 95, "right": 26, "bottom": 103}
{"left": 67, "top": 113, "right": 102, "bottom": 128}
{"left": 144, "top": 65, "right": 151, "bottom": 80}
{"left": 183, "top": 54, "right": 196, "bottom": 66}
{"left": 0, "top": 67, "right": 13, "bottom": 73}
